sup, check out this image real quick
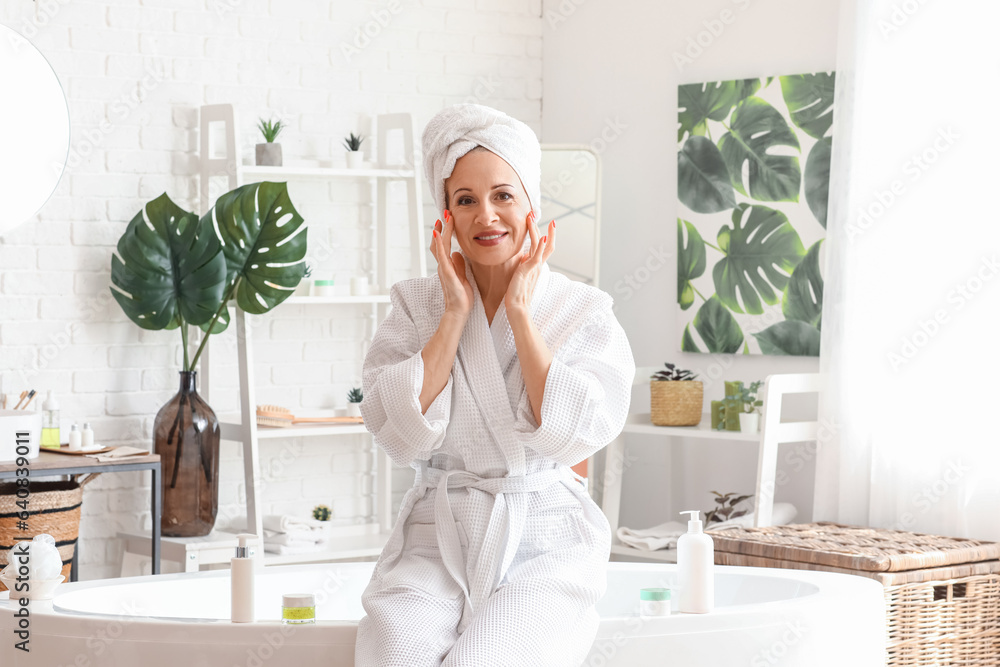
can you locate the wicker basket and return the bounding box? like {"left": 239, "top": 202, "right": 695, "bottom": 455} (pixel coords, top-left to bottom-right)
{"left": 0, "top": 477, "right": 95, "bottom": 591}
{"left": 709, "top": 522, "right": 1000, "bottom": 666}
{"left": 650, "top": 380, "right": 703, "bottom": 426}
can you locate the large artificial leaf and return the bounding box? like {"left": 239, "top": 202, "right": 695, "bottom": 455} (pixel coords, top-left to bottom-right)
{"left": 211, "top": 181, "right": 308, "bottom": 316}
{"left": 677, "top": 79, "right": 761, "bottom": 143}
{"left": 677, "top": 219, "right": 706, "bottom": 310}
{"left": 110, "top": 193, "right": 227, "bottom": 331}
{"left": 688, "top": 295, "right": 744, "bottom": 354}
{"left": 805, "top": 137, "right": 832, "bottom": 228}
{"left": 779, "top": 73, "right": 835, "bottom": 140}
{"left": 681, "top": 323, "right": 702, "bottom": 353}
{"left": 718, "top": 97, "right": 801, "bottom": 202}
{"left": 712, "top": 204, "right": 806, "bottom": 314}
{"left": 753, "top": 320, "right": 821, "bottom": 356}
{"left": 678, "top": 136, "right": 736, "bottom": 214}
{"left": 783, "top": 240, "right": 824, "bottom": 328}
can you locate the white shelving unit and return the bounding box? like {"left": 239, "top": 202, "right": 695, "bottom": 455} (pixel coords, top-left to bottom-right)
{"left": 118, "top": 105, "right": 426, "bottom": 573}
{"left": 602, "top": 373, "right": 821, "bottom": 563}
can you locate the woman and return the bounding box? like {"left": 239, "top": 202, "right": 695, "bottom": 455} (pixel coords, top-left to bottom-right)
{"left": 355, "top": 103, "right": 635, "bottom": 667}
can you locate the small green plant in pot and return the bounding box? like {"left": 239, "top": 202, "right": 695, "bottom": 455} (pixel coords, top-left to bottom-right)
{"left": 343, "top": 132, "right": 365, "bottom": 169}
{"left": 649, "top": 363, "right": 703, "bottom": 426}
{"left": 347, "top": 387, "right": 363, "bottom": 418}
{"left": 704, "top": 491, "right": 753, "bottom": 527}
{"left": 110, "top": 181, "right": 307, "bottom": 537}
{"left": 727, "top": 380, "right": 763, "bottom": 433}
{"left": 256, "top": 117, "right": 285, "bottom": 166}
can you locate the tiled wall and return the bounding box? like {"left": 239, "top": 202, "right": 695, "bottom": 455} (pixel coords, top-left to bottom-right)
{"left": 0, "top": 0, "right": 542, "bottom": 580}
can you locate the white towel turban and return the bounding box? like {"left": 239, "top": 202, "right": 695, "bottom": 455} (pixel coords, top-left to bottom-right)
{"left": 421, "top": 103, "right": 541, "bottom": 235}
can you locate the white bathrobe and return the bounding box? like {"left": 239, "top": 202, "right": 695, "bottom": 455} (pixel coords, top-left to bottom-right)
{"left": 354, "top": 260, "right": 635, "bottom": 667}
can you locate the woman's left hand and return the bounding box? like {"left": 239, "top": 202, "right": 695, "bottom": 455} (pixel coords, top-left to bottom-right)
{"left": 504, "top": 211, "right": 555, "bottom": 316}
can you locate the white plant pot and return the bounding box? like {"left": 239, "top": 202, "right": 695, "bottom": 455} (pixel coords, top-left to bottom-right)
{"left": 347, "top": 403, "right": 362, "bottom": 418}
{"left": 0, "top": 410, "right": 42, "bottom": 463}
{"left": 350, "top": 276, "right": 369, "bottom": 296}
{"left": 739, "top": 412, "right": 760, "bottom": 434}
{"left": 345, "top": 151, "right": 364, "bottom": 169}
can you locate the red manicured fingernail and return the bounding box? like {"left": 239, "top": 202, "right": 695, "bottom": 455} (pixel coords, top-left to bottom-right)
{"left": 433, "top": 229, "right": 438, "bottom": 238}
{"left": 542, "top": 235, "right": 547, "bottom": 243}
{"left": 444, "top": 210, "right": 450, "bottom": 222}
{"left": 552, "top": 220, "right": 556, "bottom": 228}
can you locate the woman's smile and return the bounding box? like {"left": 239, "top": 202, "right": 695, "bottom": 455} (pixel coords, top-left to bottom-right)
{"left": 473, "top": 230, "right": 509, "bottom": 246}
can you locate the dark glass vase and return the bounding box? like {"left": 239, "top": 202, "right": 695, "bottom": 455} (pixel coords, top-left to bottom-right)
{"left": 153, "top": 371, "right": 221, "bottom": 537}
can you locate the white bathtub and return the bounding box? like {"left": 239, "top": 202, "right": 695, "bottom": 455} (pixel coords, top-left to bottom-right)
{"left": 0, "top": 561, "right": 885, "bottom": 666}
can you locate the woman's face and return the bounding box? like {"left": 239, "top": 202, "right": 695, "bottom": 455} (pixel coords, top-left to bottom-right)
{"left": 444, "top": 149, "right": 531, "bottom": 267}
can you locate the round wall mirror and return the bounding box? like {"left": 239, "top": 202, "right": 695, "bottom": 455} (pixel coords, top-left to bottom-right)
{"left": 0, "top": 24, "right": 71, "bottom": 237}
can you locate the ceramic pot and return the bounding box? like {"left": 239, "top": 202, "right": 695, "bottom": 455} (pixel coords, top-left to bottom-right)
{"left": 738, "top": 412, "right": 760, "bottom": 434}
{"left": 347, "top": 403, "right": 362, "bottom": 418}
{"left": 346, "top": 151, "right": 364, "bottom": 169}
{"left": 256, "top": 142, "right": 282, "bottom": 166}
{"left": 153, "top": 371, "right": 221, "bottom": 537}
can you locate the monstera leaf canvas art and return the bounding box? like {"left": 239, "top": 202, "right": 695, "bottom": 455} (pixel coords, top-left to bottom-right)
{"left": 677, "top": 72, "right": 834, "bottom": 356}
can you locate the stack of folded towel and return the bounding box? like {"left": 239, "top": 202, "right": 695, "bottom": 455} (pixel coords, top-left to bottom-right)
{"left": 616, "top": 503, "right": 798, "bottom": 552}
{"left": 261, "top": 515, "right": 330, "bottom": 555}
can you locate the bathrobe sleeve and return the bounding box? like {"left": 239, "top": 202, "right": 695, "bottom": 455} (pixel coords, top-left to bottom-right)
{"left": 514, "top": 296, "right": 635, "bottom": 466}
{"left": 360, "top": 283, "right": 454, "bottom": 467}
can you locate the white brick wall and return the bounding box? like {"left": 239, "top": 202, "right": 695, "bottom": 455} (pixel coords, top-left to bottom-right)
{"left": 0, "top": 0, "right": 542, "bottom": 580}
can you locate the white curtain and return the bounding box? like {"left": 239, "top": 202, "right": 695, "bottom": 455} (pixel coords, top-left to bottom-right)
{"left": 815, "top": 0, "right": 1000, "bottom": 541}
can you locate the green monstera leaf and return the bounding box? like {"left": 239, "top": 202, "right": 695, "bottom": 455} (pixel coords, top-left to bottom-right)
{"left": 805, "top": 137, "right": 832, "bottom": 228}
{"left": 753, "top": 320, "right": 821, "bottom": 356}
{"left": 111, "top": 193, "right": 227, "bottom": 331}
{"left": 783, "top": 240, "right": 824, "bottom": 328}
{"left": 712, "top": 204, "right": 806, "bottom": 314}
{"left": 677, "top": 219, "right": 706, "bottom": 310}
{"left": 677, "top": 78, "right": 761, "bottom": 143}
{"left": 718, "top": 97, "right": 801, "bottom": 202}
{"left": 780, "top": 73, "right": 835, "bottom": 140}
{"left": 678, "top": 136, "right": 736, "bottom": 214}
{"left": 681, "top": 295, "right": 744, "bottom": 354}
{"left": 212, "top": 181, "right": 308, "bottom": 316}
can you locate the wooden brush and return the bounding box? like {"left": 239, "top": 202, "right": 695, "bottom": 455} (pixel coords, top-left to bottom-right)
{"left": 256, "top": 404, "right": 363, "bottom": 428}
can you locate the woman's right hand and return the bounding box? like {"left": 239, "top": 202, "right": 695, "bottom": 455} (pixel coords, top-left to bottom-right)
{"left": 431, "top": 210, "right": 473, "bottom": 318}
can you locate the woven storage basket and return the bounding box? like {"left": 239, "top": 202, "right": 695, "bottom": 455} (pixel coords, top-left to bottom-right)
{"left": 709, "top": 522, "right": 1000, "bottom": 666}
{"left": 0, "top": 478, "right": 95, "bottom": 591}
{"left": 650, "top": 380, "right": 703, "bottom": 426}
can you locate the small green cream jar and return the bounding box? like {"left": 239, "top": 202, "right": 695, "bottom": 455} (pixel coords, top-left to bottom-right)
{"left": 282, "top": 593, "right": 316, "bottom": 624}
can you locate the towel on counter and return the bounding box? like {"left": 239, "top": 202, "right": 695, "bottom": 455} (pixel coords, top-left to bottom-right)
{"left": 421, "top": 102, "right": 541, "bottom": 253}
{"left": 262, "top": 514, "right": 327, "bottom": 534}
{"left": 616, "top": 503, "right": 798, "bottom": 551}
{"left": 262, "top": 530, "right": 328, "bottom": 548}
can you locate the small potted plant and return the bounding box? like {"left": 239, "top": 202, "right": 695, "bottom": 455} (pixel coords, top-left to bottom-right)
{"left": 256, "top": 118, "right": 285, "bottom": 166}
{"left": 704, "top": 491, "right": 753, "bottom": 528}
{"left": 343, "top": 132, "right": 365, "bottom": 169}
{"left": 312, "top": 504, "right": 331, "bottom": 521}
{"left": 649, "top": 363, "right": 703, "bottom": 426}
{"left": 346, "top": 387, "right": 363, "bottom": 417}
{"left": 727, "top": 380, "right": 763, "bottom": 433}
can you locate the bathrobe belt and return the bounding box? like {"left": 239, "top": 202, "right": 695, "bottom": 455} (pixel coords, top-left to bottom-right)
{"left": 412, "top": 459, "right": 586, "bottom": 633}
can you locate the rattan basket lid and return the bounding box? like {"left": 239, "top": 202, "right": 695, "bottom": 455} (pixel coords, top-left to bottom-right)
{"left": 708, "top": 522, "right": 1000, "bottom": 573}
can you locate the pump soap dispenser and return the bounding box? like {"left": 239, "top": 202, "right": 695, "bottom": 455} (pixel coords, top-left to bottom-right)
{"left": 676, "top": 510, "right": 714, "bottom": 614}
{"left": 231, "top": 533, "right": 256, "bottom": 623}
